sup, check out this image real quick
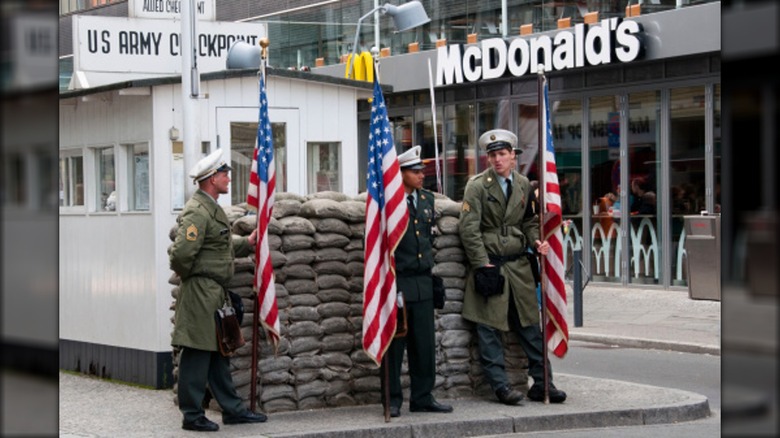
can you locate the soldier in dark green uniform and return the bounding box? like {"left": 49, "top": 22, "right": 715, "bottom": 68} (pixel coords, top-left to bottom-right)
{"left": 170, "top": 149, "right": 268, "bottom": 432}
{"left": 381, "top": 146, "right": 453, "bottom": 418}
{"left": 459, "top": 130, "right": 567, "bottom": 405}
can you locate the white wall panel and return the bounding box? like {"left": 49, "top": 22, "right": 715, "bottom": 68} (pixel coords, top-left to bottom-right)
{"left": 59, "top": 214, "right": 157, "bottom": 350}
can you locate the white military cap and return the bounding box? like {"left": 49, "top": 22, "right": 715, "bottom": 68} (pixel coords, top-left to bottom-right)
{"left": 398, "top": 145, "right": 425, "bottom": 170}
{"left": 189, "top": 149, "right": 232, "bottom": 183}
{"left": 479, "top": 129, "right": 518, "bottom": 154}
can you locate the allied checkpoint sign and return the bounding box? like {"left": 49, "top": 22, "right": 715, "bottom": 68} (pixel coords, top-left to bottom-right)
{"left": 71, "top": 14, "right": 266, "bottom": 87}
{"left": 129, "top": 0, "right": 216, "bottom": 21}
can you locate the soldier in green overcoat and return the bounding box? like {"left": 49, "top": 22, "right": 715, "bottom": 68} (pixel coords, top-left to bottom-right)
{"left": 380, "top": 146, "right": 453, "bottom": 418}
{"left": 459, "top": 129, "right": 567, "bottom": 405}
{"left": 170, "top": 150, "right": 267, "bottom": 432}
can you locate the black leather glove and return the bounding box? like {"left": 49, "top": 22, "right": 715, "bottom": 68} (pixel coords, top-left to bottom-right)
{"left": 432, "top": 275, "right": 445, "bottom": 309}
{"left": 474, "top": 266, "right": 505, "bottom": 302}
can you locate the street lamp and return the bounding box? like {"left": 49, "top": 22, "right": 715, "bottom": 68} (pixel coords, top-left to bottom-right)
{"left": 346, "top": 1, "right": 431, "bottom": 79}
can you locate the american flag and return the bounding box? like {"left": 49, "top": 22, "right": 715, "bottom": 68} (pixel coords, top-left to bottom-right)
{"left": 362, "top": 78, "right": 408, "bottom": 365}
{"left": 541, "top": 77, "right": 568, "bottom": 358}
{"left": 247, "top": 72, "right": 280, "bottom": 349}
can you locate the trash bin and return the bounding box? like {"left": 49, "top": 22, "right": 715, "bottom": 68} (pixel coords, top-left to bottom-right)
{"left": 684, "top": 214, "right": 720, "bottom": 301}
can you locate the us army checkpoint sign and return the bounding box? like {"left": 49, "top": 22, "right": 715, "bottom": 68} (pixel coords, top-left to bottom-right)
{"left": 72, "top": 15, "right": 266, "bottom": 75}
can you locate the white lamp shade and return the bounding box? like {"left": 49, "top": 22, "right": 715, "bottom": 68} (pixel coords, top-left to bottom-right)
{"left": 226, "top": 41, "right": 262, "bottom": 69}
{"left": 384, "top": 1, "right": 431, "bottom": 33}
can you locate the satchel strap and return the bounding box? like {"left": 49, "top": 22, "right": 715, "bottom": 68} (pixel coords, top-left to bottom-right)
{"left": 221, "top": 287, "right": 231, "bottom": 306}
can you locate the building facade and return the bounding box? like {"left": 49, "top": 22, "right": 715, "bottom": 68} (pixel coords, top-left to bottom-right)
{"left": 59, "top": 0, "right": 722, "bottom": 290}
{"left": 56, "top": 1, "right": 721, "bottom": 387}
{"left": 313, "top": 2, "right": 721, "bottom": 290}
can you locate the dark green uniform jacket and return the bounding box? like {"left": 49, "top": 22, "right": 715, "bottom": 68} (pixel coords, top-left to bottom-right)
{"left": 459, "top": 168, "right": 540, "bottom": 330}
{"left": 394, "top": 189, "right": 436, "bottom": 302}
{"left": 170, "top": 189, "right": 253, "bottom": 351}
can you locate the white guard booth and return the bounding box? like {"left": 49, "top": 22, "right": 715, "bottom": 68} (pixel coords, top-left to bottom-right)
{"left": 58, "top": 68, "right": 375, "bottom": 388}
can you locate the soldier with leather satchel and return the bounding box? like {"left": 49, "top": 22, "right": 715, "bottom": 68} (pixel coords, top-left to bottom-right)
{"left": 169, "top": 150, "right": 268, "bottom": 431}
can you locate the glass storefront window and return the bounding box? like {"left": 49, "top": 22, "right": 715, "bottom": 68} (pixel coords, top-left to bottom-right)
{"left": 443, "top": 103, "right": 475, "bottom": 201}
{"left": 628, "top": 90, "right": 661, "bottom": 285}
{"left": 549, "top": 97, "right": 584, "bottom": 280}
{"left": 549, "top": 98, "right": 583, "bottom": 217}
{"left": 389, "top": 115, "right": 414, "bottom": 154}
{"left": 516, "top": 102, "right": 539, "bottom": 177}
{"left": 307, "top": 142, "right": 341, "bottom": 193}
{"left": 414, "top": 105, "right": 443, "bottom": 193}
{"left": 589, "top": 95, "right": 621, "bottom": 283}
{"left": 670, "top": 86, "right": 706, "bottom": 285}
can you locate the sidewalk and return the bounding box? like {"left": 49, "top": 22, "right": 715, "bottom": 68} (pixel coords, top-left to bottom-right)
{"left": 59, "top": 284, "right": 722, "bottom": 438}
{"left": 567, "top": 284, "right": 721, "bottom": 355}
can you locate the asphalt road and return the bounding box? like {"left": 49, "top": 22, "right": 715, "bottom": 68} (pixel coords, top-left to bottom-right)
{"left": 473, "top": 340, "right": 722, "bottom": 438}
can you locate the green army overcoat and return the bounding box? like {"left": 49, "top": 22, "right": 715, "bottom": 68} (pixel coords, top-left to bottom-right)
{"left": 458, "top": 168, "right": 540, "bottom": 331}
{"left": 394, "top": 188, "right": 436, "bottom": 302}
{"left": 169, "top": 189, "right": 253, "bottom": 351}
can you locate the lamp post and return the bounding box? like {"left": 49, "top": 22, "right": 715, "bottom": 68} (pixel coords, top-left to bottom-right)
{"left": 181, "top": 0, "right": 200, "bottom": 200}
{"left": 346, "top": 1, "right": 430, "bottom": 80}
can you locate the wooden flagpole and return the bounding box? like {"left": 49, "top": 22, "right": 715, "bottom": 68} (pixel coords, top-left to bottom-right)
{"left": 249, "top": 37, "right": 269, "bottom": 413}
{"left": 371, "top": 49, "right": 393, "bottom": 423}
{"left": 383, "top": 355, "right": 391, "bottom": 422}
{"left": 536, "top": 65, "right": 550, "bottom": 405}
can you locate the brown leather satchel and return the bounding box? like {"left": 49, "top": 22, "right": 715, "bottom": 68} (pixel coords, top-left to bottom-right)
{"left": 214, "top": 294, "right": 245, "bottom": 357}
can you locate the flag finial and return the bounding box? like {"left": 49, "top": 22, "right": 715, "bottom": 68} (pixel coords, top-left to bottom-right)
{"left": 259, "top": 37, "right": 269, "bottom": 59}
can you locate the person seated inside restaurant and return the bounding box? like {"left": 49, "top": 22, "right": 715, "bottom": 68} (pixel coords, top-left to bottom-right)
{"left": 629, "top": 177, "right": 655, "bottom": 215}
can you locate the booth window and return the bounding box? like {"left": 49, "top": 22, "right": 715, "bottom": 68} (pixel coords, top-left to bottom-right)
{"left": 124, "top": 142, "right": 150, "bottom": 211}
{"left": 171, "top": 141, "right": 209, "bottom": 210}
{"left": 94, "top": 146, "right": 116, "bottom": 212}
{"left": 230, "top": 121, "right": 287, "bottom": 205}
{"left": 59, "top": 152, "right": 84, "bottom": 208}
{"left": 307, "top": 142, "right": 341, "bottom": 193}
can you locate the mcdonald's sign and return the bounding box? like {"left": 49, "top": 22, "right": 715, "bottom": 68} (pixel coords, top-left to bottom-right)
{"left": 344, "top": 51, "right": 374, "bottom": 82}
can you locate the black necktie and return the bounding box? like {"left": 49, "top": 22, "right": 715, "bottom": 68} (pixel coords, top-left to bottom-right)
{"left": 505, "top": 179, "right": 512, "bottom": 202}
{"left": 407, "top": 194, "right": 416, "bottom": 216}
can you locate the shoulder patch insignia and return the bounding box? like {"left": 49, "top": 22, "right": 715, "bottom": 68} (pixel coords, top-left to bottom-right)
{"left": 462, "top": 201, "right": 470, "bottom": 212}
{"left": 186, "top": 224, "right": 198, "bottom": 241}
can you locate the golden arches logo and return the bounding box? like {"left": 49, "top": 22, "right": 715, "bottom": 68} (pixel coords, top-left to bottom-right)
{"left": 345, "top": 51, "right": 374, "bottom": 82}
